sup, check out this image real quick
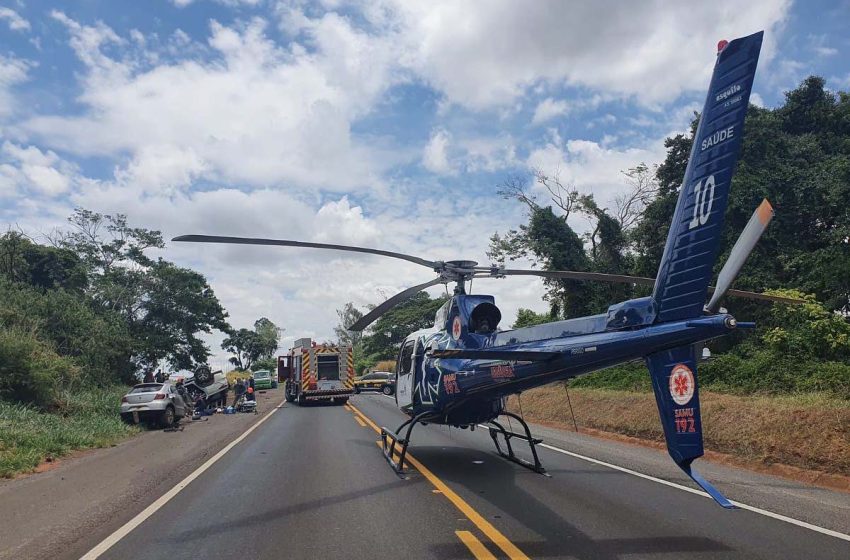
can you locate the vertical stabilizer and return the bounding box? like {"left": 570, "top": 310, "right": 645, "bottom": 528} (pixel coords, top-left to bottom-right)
{"left": 646, "top": 345, "right": 734, "bottom": 508}
{"left": 653, "top": 32, "right": 763, "bottom": 322}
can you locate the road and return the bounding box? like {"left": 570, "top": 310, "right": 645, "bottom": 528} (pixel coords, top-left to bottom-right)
{"left": 84, "top": 393, "right": 849, "bottom": 560}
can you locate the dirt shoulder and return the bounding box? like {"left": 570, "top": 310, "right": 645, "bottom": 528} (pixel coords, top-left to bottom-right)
{"left": 0, "top": 388, "right": 283, "bottom": 560}
{"left": 508, "top": 387, "right": 850, "bottom": 484}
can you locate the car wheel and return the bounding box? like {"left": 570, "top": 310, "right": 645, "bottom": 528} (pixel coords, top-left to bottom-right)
{"left": 194, "top": 366, "right": 214, "bottom": 387}
{"left": 284, "top": 382, "right": 295, "bottom": 402}
{"left": 382, "top": 385, "right": 393, "bottom": 396}
{"left": 159, "top": 405, "right": 176, "bottom": 429}
{"left": 336, "top": 398, "right": 349, "bottom": 406}
{"left": 120, "top": 413, "right": 135, "bottom": 424}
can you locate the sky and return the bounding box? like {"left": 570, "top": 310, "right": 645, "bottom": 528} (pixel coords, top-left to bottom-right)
{"left": 1, "top": 0, "right": 849, "bottom": 369}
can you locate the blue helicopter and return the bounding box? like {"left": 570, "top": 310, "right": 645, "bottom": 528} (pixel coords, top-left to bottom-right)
{"left": 175, "top": 31, "right": 800, "bottom": 508}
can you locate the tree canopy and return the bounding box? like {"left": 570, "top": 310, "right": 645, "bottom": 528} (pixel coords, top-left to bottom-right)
{"left": 360, "top": 292, "right": 448, "bottom": 361}
{"left": 222, "top": 317, "right": 283, "bottom": 371}
{"left": 1, "top": 210, "right": 231, "bottom": 407}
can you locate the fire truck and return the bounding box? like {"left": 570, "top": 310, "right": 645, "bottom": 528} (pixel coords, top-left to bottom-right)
{"left": 277, "top": 338, "right": 355, "bottom": 405}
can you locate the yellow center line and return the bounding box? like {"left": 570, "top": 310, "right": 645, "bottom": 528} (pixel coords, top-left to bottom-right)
{"left": 456, "top": 530, "right": 498, "bottom": 560}
{"left": 349, "top": 403, "right": 529, "bottom": 560}
{"left": 354, "top": 416, "right": 367, "bottom": 428}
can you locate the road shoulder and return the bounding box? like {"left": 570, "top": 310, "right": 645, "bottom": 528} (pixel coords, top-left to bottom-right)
{"left": 0, "top": 390, "right": 282, "bottom": 560}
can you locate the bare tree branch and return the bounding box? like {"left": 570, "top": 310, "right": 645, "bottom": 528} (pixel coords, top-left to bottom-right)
{"left": 496, "top": 174, "right": 539, "bottom": 210}
{"left": 533, "top": 167, "right": 580, "bottom": 221}
{"left": 615, "top": 163, "right": 659, "bottom": 231}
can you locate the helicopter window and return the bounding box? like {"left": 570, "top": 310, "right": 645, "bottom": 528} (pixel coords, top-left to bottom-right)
{"left": 398, "top": 340, "right": 414, "bottom": 375}
{"left": 470, "top": 302, "right": 502, "bottom": 334}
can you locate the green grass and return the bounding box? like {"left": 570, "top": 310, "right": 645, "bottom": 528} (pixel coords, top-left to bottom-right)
{"left": 0, "top": 385, "right": 139, "bottom": 478}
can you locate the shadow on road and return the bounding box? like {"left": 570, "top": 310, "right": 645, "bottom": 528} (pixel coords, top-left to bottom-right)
{"left": 412, "top": 444, "right": 732, "bottom": 559}
{"left": 170, "top": 478, "right": 423, "bottom": 543}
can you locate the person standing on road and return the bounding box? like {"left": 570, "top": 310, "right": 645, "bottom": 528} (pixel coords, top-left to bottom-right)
{"left": 232, "top": 378, "right": 245, "bottom": 408}
{"left": 246, "top": 376, "right": 256, "bottom": 401}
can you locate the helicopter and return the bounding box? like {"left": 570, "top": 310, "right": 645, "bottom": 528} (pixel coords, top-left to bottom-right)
{"left": 176, "top": 31, "right": 798, "bottom": 508}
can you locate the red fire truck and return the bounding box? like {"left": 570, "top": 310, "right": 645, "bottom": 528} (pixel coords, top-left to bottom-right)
{"left": 277, "top": 338, "right": 355, "bottom": 405}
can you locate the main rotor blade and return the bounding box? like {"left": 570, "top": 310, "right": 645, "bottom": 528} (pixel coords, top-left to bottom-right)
{"left": 496, "top": 267, "right": 802, "bottom": 306}
{"left": 706, "top": 199, "right": 774, "bottom": 312}
{"left": 348, "top": 278, "right": 445, "bottom": 332}
{"left": 500, "top": 269, "right": 656, "bottom": 285}
{"left": 172, "top": 235, "right": 438, "bottom": 269}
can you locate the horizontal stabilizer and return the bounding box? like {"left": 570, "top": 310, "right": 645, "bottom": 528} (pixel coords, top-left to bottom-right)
{"left": 431, "top": 349, "right": 560, "bottom": 362}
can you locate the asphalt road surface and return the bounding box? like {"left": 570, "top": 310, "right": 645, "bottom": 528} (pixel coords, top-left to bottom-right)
{"left": 86, "top": 393, "right": 849, "bottom": 560}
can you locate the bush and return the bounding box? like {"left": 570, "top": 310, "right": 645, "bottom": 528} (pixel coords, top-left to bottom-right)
{"left": 251, "top": 358, "right": 277, "bottom": 372}
{"left": 570, "top": 362, "right": 651, "bottom": 391}
{"left": 567, "top": 350, "right": 850, "bottom": 400}
{"left": 372, "top": 360, "right": 396, "bottom": 373}
{"left": 0, "top": 279, "right": 133, "bottom": 386}
{"left": 0, "top": 328, "right": 80, "bottom": 409}
{"left": 701, "top": 350, "right": 850, "bottom": 397}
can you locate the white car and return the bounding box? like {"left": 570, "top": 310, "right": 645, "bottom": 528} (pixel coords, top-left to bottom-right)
{"left": 120, "top": 382, "right": 189, "bottom": 428}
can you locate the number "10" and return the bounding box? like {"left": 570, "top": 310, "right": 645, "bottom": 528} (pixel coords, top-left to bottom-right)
{"left": 688, "top": 174, "right": 715, "bottom": 229}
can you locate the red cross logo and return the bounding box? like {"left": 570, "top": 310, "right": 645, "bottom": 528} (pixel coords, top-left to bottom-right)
{"left": 669, "top": 364, "right": 695, "bottom": 405}
{"left": 673, "top": 374, "right": 690, "bottom": 396}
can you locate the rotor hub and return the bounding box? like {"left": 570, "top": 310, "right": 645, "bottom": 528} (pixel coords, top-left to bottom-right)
{"left": 445, "top": 260, "right": 478, "bottom": 269}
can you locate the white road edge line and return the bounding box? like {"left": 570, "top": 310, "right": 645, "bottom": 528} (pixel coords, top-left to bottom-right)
{"left": 476, "top": 425, "right": 850, "bottom": 542}
{"left": 80, "top": 400, "right": 287, "bottom": 559}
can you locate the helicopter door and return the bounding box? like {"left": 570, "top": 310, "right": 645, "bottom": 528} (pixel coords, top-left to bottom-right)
{"left": 395, "top": 339, "right": 415, "bottom": 408}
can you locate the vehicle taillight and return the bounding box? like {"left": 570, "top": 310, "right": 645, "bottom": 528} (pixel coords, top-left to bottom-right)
{"left": 121, "top": 396, "right": 128, "bottom": 403}
{"left": 154, "top": 393, "right": 167, "bottom": 400}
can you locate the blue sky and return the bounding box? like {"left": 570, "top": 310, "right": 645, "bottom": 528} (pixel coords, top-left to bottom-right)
{"left": 1, "top": 0, "right": 849, "bottom": 365}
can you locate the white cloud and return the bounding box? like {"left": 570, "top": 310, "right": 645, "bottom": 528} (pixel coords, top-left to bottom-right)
{"left": 114, "top": 145, "right": 208, "bottom": 195}
{"left": 808, "top": 34, "right": 837, "bottom": 57}
{"left": 532, "top": 97, "right": 570, "bottom": 125}
{"left": 385, "top": 0, "right": 790, "bottom": 109}
{"left": 750, "top": 92, "right": 765, "bottom": 108}
{"left": 0, "top": 142, "right": 78, "bottom": 197}
{"left": 460, "top": 136, "right": 517, "bottom": 173}
{"left": 173, "top": 0, "right": 262, "bottom": 7}
{"left": 314, "top": 196, "right": 380, "bottom": 245}
{"left": 22, "top": 13, "right": 404, "bottom": 192}
{"left": 0, "top": 54, "right": 31, "bottom": 119}
{"left": 0, "top": 7, "right": 30, "bottom": 32}
{"left": 422, "top": 128, "right": 454, "bottom": 175}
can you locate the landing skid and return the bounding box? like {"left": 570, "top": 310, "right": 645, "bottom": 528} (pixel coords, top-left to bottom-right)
{"left": 380, "top": 411, "right": 431, "bottom": 476}
{"left": 486, "top": 411, "right": 548, "bottom": 475}
{"left": 380, "top": 410, "right": 549, "bottom": 477}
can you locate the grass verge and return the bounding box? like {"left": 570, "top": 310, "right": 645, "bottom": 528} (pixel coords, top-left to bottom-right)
{"left": 509, "top": 386, "right": 850, "bottom": 476}
{"left": 0, "top": 385, "right": 139, "bottom": 478}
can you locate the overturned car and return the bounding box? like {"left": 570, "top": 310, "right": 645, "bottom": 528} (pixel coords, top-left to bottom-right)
{"left": 120, "top": 366, "right": 229, "bottom": 427}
